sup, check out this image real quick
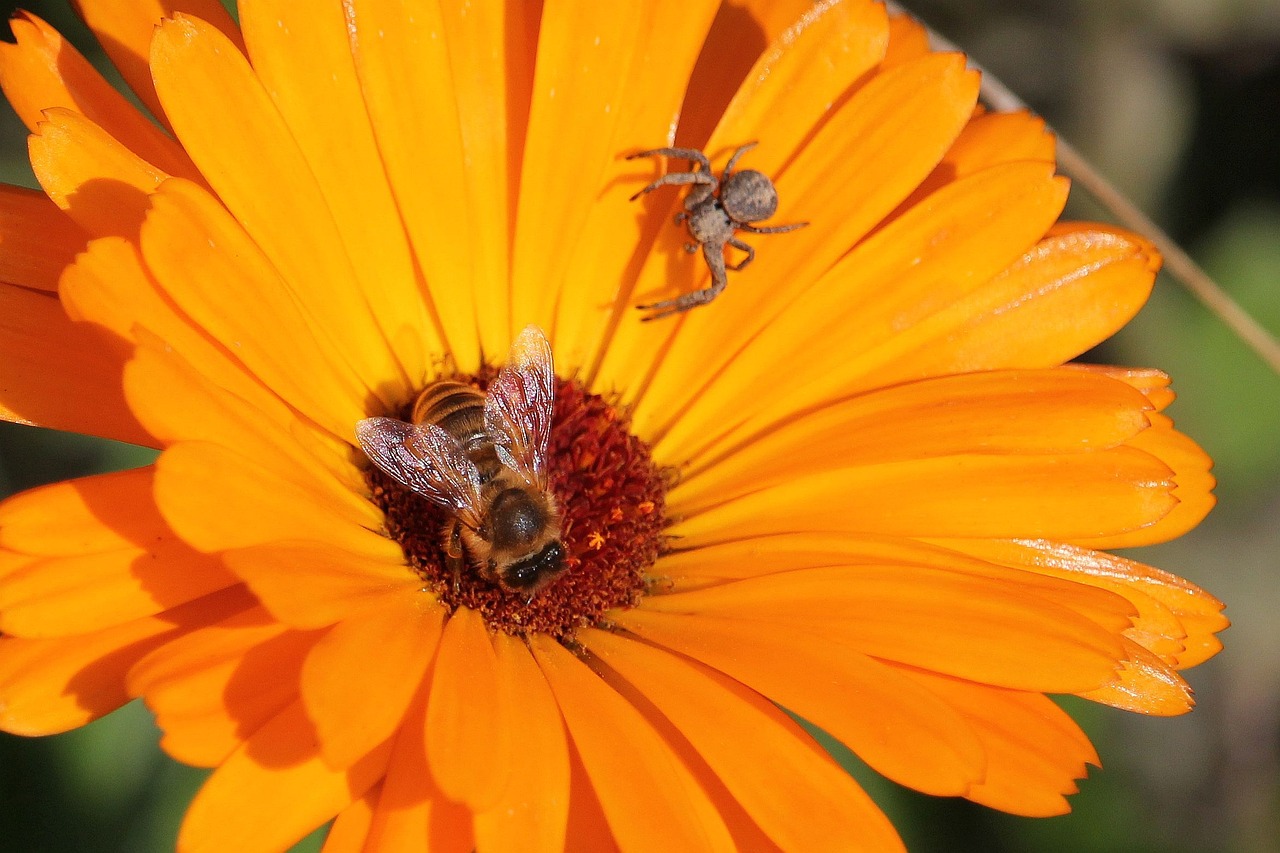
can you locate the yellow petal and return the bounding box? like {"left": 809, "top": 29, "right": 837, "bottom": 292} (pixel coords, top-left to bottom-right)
{"left": 583, "top": 627, "right": 904, "bottom": 851}
{"left": 0, "top": 524, "right": 233, "bottom": 639}
{"left": 530, "top": 634, "right": 736, "bottom": 849}
{"left": 177, "top": 700, "right": 392, "bottom": 853}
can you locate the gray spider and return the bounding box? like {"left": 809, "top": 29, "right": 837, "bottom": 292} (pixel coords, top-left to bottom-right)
{"left": 627, "top": 142, "right": 807, "bottom": 320}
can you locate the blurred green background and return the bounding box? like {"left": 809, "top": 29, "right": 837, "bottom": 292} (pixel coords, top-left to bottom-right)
{"left": 0, "top": 0, "right": 1277, "bottom": 850}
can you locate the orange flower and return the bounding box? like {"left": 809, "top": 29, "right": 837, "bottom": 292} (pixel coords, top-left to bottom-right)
{"left": 0, "top": 1, "right": 1226, "bottom": 851}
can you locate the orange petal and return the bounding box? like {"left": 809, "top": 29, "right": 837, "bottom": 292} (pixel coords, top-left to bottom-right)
{"left": 303, "top": 593, "right": 443, "bottom": 770}
{"left": 238, "top": 0, "right": 440, "bottom": 382}
{"left": 865, "top": 224, "right": 1159, "bottom": 380}
{"left": 29, "top": 107, "right": 167, "bottom": 239}
{"left": 321, "top": 782, "right": 380, "bottom": 853}
{"left": 424, "top": 607, "right": 510, "bottom": 808}
{"left": 646, "top": 161, "right": 1069, "bottom": 458}
{"left": 225, "top": 543, "right": 419, "bottom": 631}
{"left": 530, "top": 634, "right": 736, "bottom": 849}
{"left": 674, "top": 446, "right": 1178, "bottom": 543}
{"left": 473, "top": 633, "right": 571, "bottom": 853}
{"left": 71, "top": 0, "right": 244, "bottom": 127}
{"left": 899, "top": 110, "right": 1055, "bottom": 213}
{"left": 177, "top": 699, "right": 392, "bottom": 853}
{"left": 124, "top": 337, "right": 362, "bottom": 497}
{"left": 1074, "top": 364, "right": 1176, "bottom": 410}
{"left": 601, "top": 51, "right": 978, "bottom": 410}
{"left": 0, "top": 585, "right": 250, "bottom": 735}
{"left": 0, "top": 11, "right": 196, "bottom": 178}
{"left": 0, "top": 184, "right": 86, "bottom": 291}
{"left": 137, "top": 178, "right": 379, "bottom": 437}
{"left": 153, "top": 441, "right": 399, "bottom": 558}
{"left": 677, "top": 0, "right": 828, "bottom": 150}
{"left": 0, "top": 467, "right": 158, "bottom": 555}
{"left": 0, "top": 536, "right": 233, "bottom": 639}
{"left": 150, "top": 15, "right": 408, "bottom": 405}
{"left": 707, "top": 0, "right": 889, "bottom": 167}
{"left": 640, "top": 566, "right": 1125, "bottom": 692}
{"left": 939, "top": 538, "right": 1227, "bottom": 670}
{"left": 672, "top": 367, "right": 1154, "bottom": 508}
{"left": 61, "top": 234, "right": 327, "bottom": 459}
{"left": 882, "top": 10, "right": 931, "bottom": 65}
{"left": 1080, "top": 638, "right": 1196, "bottom": 716}
{"left": 129, "top": 606, "right": 320, "bottom": 767}
{"left": 612, "top": 607, "right": 986, "bottom": 796}
{"left": 344, "top": 0, "right": 540, "bottom": 365}
{"left": 563, "top": 749, "right": 617, "bottom": 853}
{"left": 0, "top": 282, "right": 153, "bottom": 445}
{"left": 898, "top": 667, "right": 1100, "bottom": 817}
{"left": 582, "top": 628, "right": 905, "bottom": 851}
{"left": 1076, "top": 413, "right": 1215, "bottom": 549}
{"left": 364, "top": 693, "right": 474, "bottom": 852}
{"left": 510, "top": 0, "right": 722, "bottom": 374}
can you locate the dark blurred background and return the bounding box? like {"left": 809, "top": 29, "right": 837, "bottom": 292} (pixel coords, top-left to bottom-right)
{"left": 0, "top": 1, "right": 1277, "bottom": 850}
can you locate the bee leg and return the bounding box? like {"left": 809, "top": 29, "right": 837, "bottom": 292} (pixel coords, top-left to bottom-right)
{"left": 444, "top": 522, "right": 465, "bottom": 595}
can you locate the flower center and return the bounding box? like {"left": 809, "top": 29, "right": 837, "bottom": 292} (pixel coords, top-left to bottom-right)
{"left": 366, "top": 375, "right": 667, "bottom": 637}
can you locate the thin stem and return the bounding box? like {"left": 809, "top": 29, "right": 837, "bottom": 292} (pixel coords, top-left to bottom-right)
{"left": 887, "top": 2, "right": 1280, "bottom": 374}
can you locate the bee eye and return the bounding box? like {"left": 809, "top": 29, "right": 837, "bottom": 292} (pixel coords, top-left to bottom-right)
{"left": 505, "top": 541, "right": 566, "bottom": 590}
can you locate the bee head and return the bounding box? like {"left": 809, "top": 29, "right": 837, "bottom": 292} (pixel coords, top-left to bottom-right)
{"left": 502, "top": 540, "right": 567, "bottom": 592}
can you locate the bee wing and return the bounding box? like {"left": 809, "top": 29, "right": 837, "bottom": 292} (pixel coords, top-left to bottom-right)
{"left": 484, "top": 325, "right": 555, "bottom": 489}
{"left": 356, "top": 417, "right": 485, "bottom": 529}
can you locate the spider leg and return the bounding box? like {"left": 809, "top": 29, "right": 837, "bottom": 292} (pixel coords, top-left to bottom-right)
{"left": 637, "top": 242, "right": 730, "bottom": 320}
{"left": 741, "top": 220, "right": 808, "bottom": 234}
{"left": 726, "top": 236, "right": 755, "bottom": 271}
{"left": 722, "top": 141, "right": 758, "bottom": 179}
{"left": 627, "top": 147, "right": 713, "bottom": 174}
{"left": 629, "top": 170, "right": 716, "bottom": 202}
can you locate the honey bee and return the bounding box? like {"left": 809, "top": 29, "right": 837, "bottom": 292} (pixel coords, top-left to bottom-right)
{"left": 357, "top": 326, "right": 566, "bottom": 596}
